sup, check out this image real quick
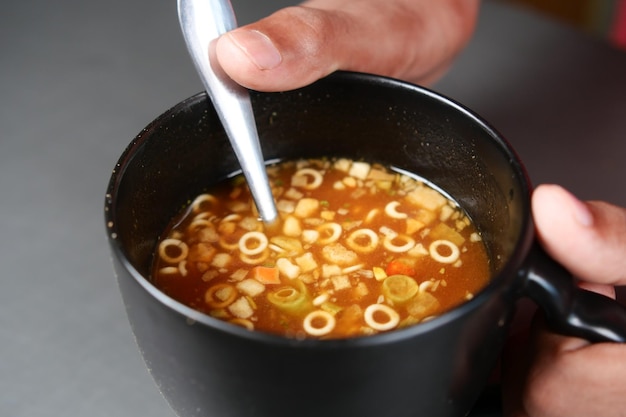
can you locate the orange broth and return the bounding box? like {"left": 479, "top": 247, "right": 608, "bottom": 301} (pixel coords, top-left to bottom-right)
{"left": 152, "top": 158, "right": 491, "bottom": 339}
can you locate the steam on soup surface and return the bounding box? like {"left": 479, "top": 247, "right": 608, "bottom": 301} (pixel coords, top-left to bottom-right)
{"left": 152, "top": 158, "right": 490, "bottom": 339}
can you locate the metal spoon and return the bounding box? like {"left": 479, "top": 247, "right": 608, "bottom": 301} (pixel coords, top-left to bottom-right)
{"left": 177, "top": 0, "right": 278, "bottom": 224}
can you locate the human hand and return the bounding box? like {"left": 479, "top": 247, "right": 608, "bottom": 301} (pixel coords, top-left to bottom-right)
{"left": 502, "top": 184, "right": 626, "bottom": 417}
{"left": 214, "top": 0, "right": 480, "bottom": 91}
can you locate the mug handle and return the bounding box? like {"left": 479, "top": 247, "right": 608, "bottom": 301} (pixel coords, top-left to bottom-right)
{"left": 521, "top": 243, "right": 626, "bottom": 343}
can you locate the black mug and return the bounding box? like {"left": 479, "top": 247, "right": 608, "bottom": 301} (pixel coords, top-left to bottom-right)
{"left": 105, "top": 72, "right": 626, "bottom": 417}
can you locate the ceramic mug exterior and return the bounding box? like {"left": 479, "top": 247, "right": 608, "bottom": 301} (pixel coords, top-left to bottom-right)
{"left": 105, "top": 72, "right": 626, "bottom": 417}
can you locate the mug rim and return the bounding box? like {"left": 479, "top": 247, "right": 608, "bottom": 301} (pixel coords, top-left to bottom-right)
{"left": 105, "top": 71, "right": 534, "bottom": 348}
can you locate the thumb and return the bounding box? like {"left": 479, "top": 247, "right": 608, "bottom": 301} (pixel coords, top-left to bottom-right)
{"left": 531, "top": 184, "right": 626, "bottom": 286}
{"left": 214, "top": 0, "right": 480, "bottom": 91}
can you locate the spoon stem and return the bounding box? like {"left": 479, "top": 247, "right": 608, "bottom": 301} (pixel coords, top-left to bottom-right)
{"left": 177, "top": 0, "right": 278, "bottom": 224}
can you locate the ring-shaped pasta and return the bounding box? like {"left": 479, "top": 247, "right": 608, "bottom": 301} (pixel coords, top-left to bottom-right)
{"left": 383, "top": 234, "right": 415, "bottom": 253}
{"left": 178, "top": 260, "right": 188, "bottom": 277}
{"left": 385, "top": 201, "right": 408, "bottom": 219}
{"left": 419, "top": 280, "right": 433, "bottom": 293}
{"left": 239, "top": 248, "right": 270, "bottom": 265}
{"left": 346, "top": 228, "right": 379, "bottom": 253}
{"left": 158, "top": 238, "right": 189, "bottom": 263}
{"left": 192, "top": 211, "right": 213, "bottom": 221}
{"left": 429, "top": 239, "right": 460, "bottom": 264}
{"left": 238, "top": 231, "right": 269, "bottom": 256}
{"left": 205, "top": 283, "right": 237, "bottom": 308}
{"left": 191, "top": 193, "right": 217, "bottom": 214}
{"left": 229, "top": 318, "right": 254, "bottom": 330}
{"left": 187, "top": 219, "right": 214, "bottom": 234}
{"left": 364, "top": 208, "right": 379, "bottom": 224}
{"left": 220, "top": 214, "right": 242, "bottom": 223}
{"left": 159, "top": 266, "right": 179, "bottom": 275}
{"left": 218, "top": 235, "right": 240, "bottom": 251}
{"left": 293, "top": 168, "right": 323, "bottom": 190}
{"left": 317, "top": 222, "right": 342, "bottom": 245}
{"left": 364, "top": 304, "right": 400, "bottom": 331}
{"left": 303, "top": 310, "right": 336, "bottom": 336}
{"left": 312, "top": 293, "right": 329, "bottom": 306}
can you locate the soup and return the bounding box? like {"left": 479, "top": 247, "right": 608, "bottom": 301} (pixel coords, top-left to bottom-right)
{"left": 152, "top": 158, "right": 491, "bottom": 339}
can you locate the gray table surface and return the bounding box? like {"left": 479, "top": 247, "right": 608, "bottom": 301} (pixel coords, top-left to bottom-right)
{"left": 2, "top": 1, "right": 625, "bottom": 416}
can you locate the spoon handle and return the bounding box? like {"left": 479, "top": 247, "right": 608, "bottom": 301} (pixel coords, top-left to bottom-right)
{"left": 177, "top": 0, "right": 278, "bottom": 223}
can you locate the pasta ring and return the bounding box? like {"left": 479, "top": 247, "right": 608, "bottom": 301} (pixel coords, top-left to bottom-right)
{"left": 383, "top": 234, "right": 415, "bottom": 253}
{"left": 303, "top": 310, "right": 336, "bottom": 336}
{"left": 364, "top": 304, "right": 400, "bottom": 331}
{"left": 317, "top": 222, "right": 342, "bottom": 245}
{"left": 158, "top": 238, "right": 189, "bottom": 263}
{"left": 293, "top": 168, "right": 324, "bottom": 190}
{"left": 229, "top": 318, "right": 254, "bottom": 331}
{"left": 239, "top": 248, "right": 270, "bottom": 265}
{"left": 384, "top": 201, "right": 408, "bottom": 219}
{"left": 238, "top": 231, "right": 269, "bottom": 255}
{"left": 205, "top": 283, "right": 237, "bottom": 308}
{"left": 429, "top": 240, "right": 460, "bottom": 264}
{"left": 191, "top": 193, "right": 217, "bottom": 214}
{"left": 346, "top": 228, "right": 379, "bottom": 253}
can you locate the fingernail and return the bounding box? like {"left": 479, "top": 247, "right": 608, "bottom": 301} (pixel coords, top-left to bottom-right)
{"left": 225, "top": 29, "right": 282, "bottom": 70}
{"left": 566, "top": 188, "right": 594, "bottom": 227}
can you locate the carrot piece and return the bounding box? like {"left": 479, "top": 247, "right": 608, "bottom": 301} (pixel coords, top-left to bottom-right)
{"left": 251, "top": 265, "right": 281, "bottom": 284}
{"left": 385, "top": 259, "right": 415, "bottom": 277}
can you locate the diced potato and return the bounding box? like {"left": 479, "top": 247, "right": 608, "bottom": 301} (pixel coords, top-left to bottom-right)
{"left": 276, "top": 199, "right": 296, "bottom": 213}
{"left": 322, "top": 264, "right": 342, "bottom": 278}
{"left": 375, "top": 180, "right": 393, "bottom": 191}
{"left": 353, "top": 282, "right": 369, "bottom": 298}
{"left": 428, "top": 223, "right": 465, "bottom": 246}
{"left": 188, "top": 243, "right": 216, "bottom": 263}
{"left": 320, "top": 210, "right": 335, "bottom": 221}
{"left": 201, "top": 270, "right": 219, "bottom": 282}
{"left": 405, "top": 186, "right": 447, "bottom": 211}
{"left": 367, "top": 168, "right": 396, "bottom": 182}
{"left": 228, "top": 297, "right": 254, "bottom": 319}
{"left": 333, "top": 181, "right": 346, "bottom": 190}
{"left": 322, "top": 243, "right": 359, "bottom": 266}
{"left": 349, "top": 161, "right": 371, "bottom": 179}
{"left": 290, "top": 174, "right": 309, "bottom": 188}
{"left": 238, "top": 216, "right": 261, "bottom": 231}
{"left": 299, "top": 272, "right": 317, "bottom": 284}
{"left": 282, "top": 215, "right": 302, "bottom": 237}
{"left": 333, "top": 158, "right": 352, "bottom": 172}
{"left": 230, "top": 268, "right": 248, "bottom": 281}
{"left": 331, "top": 275, "right": 351, "bottom": 291}
{"left": 294, "top": 198, "right": 320, "bottom": 218}
{"left": 295, "top": 252, "right": 318, "bottom": 273}
{"left": 217, "top": 221, "right": 236, "bottom": 235}
{"left": 301, "top": 229, "right": 320, "bottom": 244}
{"left": 211, "top": 253, "right": 232, "bottom": 268}
{"left": 342, "top": 176, "right": 357, "bottom": 188}
{"left": 470, "top": 232, "right": 482, "bottom": 242}
{"left": 236, "top": 279, "right": 266, "bottom": 297}
{"left": 197, "top": 227, "right": 219, "bottom": 243}
{"left": 284, "top": 188, "right": 304, "bottom": 200}
{"left": 276, "top": 258, "right": 301, "bottom": 279}
{"left": 415, "top": 209, "right": 436, "bottom": 225}
{"left": 406, "top": 218, "right": 425, "bottom": 235}
{"left": 439, "top": 205, "right": 454, "bottom": 222}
